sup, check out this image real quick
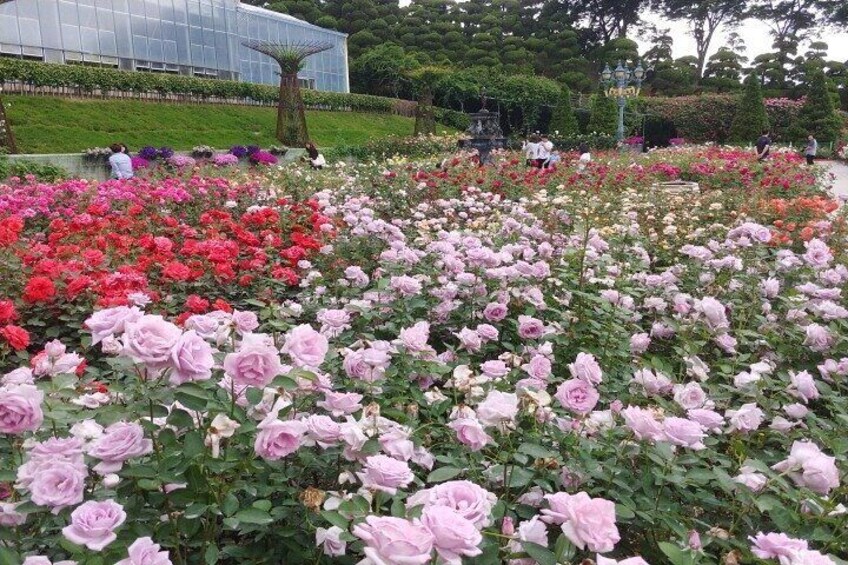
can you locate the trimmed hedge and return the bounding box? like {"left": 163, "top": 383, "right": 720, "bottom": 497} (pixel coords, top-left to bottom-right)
{"left": 0, "top": 58, "right": 467, "bottom": 128}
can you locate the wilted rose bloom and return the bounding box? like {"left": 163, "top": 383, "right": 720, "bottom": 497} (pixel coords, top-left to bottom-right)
{"left": 85, "top": 306, "right": 143, "bottom": 345}
{"left": 630, "top": 333, "right": 651, "bottom": 354}
{"left": 480, "top": 360, "right": 510, "bottom": 379}
{"left": 281, "top": 324, "right": 329, "bottom": 368}
{"left": 254, "top": 417, "right": 306, "bottom": 460}
{"left": 352, "top": 516, "right": 434, "bottom": 565}
{"left": 522, "top": 355, "right": 552, "bottom": 380}
{"left": 687, "top": 409, "right": 724, "bottom": 433}
{"left": 406, "top": 481, "right": 497, "bottom": 529}
{"left": 121, "top": 315, "right": 182, "bottom": 369}
{"left": 223, "top": 340, "right": 283, "bottom": 389}
{"left": 555, "top": 379, "right": 600, "bottom": 415}
{"left": 317, "top": 391, "right": 363, "bottom": 417}
{"left": 789, "top": 371, "right": 819, "bottom": 403}
{"left": 620, "top": 406, "right": 665, "bottom": 442}
{"left": 725, "top": 403, "right": 764, "bottom": 433}
{"left": 231, "top": 310, "right": 259, "bottom": 334}
{"left": 734, "top": 465, "right": 767, "bottom": 492}
{"left": 803, "top": 324, "right": 833, "bottom": 353}
{"left": 0, "top": 383, "right": 44, "bottom": 434}
{"left": 802, "top": 238, "right": 833, "bottom": 268}
{"left": 772, "top": 441, "right": 840, "bottom": 495}
{"left": 749, "top": 532, "right": 809, "bottom": 559}
{"left": 517, "top": 315, "right": 547, "bottom": 339}
{"left": 88, "top": 422, "right": 153, "bottom": 474}
{"left": 631, "top": 369, "right": 672, "bottom": 396}
{"left": 483, "top": 302, "right": 508, "bottom": 322}
{"left": 62, "top": 500, "right": 126, "bottom": 551}
{"left": 559, "top": 492, "right": 620, "bottom": 553}
{"left": 568, "top": 352, "right": 603, "bottom": 385}
{"left": 398, "top": 321, "right": 430, "bottom": 352}
{"left": 169, "top": 330, "right": 214, "bottom": 385}
{"left": 115, "top": 537, "right": 173, "bottom": 565}
{"left": 357, "top": 454, "right": 414, "bottom": 494}
{"left": 449, "top": 418, "right": 492, "bottom": 451}
{"left": 476, "top": 390, "right": 519, "bottom": 427}
{"left": 315, "top": 526, "right": 346, "bottom": 557}
{"left": 421, "top": 506, "right": 483, "bottom": 562}
{"left": 662, "top": 417, "right": 707, "bottom": 450}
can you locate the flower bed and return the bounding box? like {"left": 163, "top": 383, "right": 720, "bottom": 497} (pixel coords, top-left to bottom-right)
{"left": 0, "top": 148, "right": 846, "bottom": 565}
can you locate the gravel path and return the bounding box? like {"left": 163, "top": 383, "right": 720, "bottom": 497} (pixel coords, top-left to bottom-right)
{"left": 822, "top": 159, "right": 848, "bottom": 201}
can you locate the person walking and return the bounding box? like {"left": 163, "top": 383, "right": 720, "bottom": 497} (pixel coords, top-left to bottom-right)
{"left": 804, "top": 134, "right": 818, "bottom": 166}
{"left": 108, "top": 143, "right": 133, "bottom": 180}
{"left": 755, "top": 130, "right": 771, "bottom": 162}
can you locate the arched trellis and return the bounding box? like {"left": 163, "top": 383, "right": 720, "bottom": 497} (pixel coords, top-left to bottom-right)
{"left": 238, "top": 5, "right": 332, "bottom": 147}
{"left": 0, "top": 0, "right": 18, "bottom": 153}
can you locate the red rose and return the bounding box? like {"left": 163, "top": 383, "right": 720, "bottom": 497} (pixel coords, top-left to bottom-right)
{"left": 1, "top": 325, "right": 30, "bottom": 351}
{"left": 174, "top": 311, "right": 192, "bottom": 327}
{"left": 0, "top": 216, "right": 24, "bottom": 246}
{"left": 23, "top": 276, "right": 57, "bottom": 303}
{"left": 75, "top": 359, "right": 87, "bottom": 377}
{"left": 66, "top": 276, "right": 93, "bottom": 300}
{"left": 162, "top": 261, "right": 191, "bottom": 281}
{"left": 185, "top": 294, "right": 210, "bottom": 314}
{"left": 212, "top": 299, "right": 232, "bottom": 313}
{"left": 0, "top": 300, "right": 18, "bottom": 324}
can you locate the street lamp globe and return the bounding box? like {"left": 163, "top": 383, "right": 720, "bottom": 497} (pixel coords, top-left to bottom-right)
{"left": 601, "top": 64, "right": 612, "bottom": 83}
{"left": 633, "top": 61, "right": 645, "bottom": 81}
{"left": 614, "top": 61, "right": 626, "bottom": 81}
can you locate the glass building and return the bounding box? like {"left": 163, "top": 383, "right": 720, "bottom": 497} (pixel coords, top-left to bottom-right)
{"left": 0, "top": 0, "right": 349, "bottom": 93}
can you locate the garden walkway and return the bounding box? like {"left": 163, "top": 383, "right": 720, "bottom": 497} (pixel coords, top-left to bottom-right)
{"left": 822, "top": 160, "right": 848, "bottom": 201}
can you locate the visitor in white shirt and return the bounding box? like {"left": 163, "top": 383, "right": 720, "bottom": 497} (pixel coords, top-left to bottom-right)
{"left": 524, "top": 136, "right": 540, "bottom": 166}
{"left": 108, "top": 143, "right": 134, "bottom": 180}
{"left": 539, "top": 135, "right": 554, "bottom": 167}
{"left": 577, "top": 142, "right": 592, "bottom": 172}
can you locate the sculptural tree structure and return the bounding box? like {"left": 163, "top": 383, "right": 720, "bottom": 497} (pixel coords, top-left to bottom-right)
{"left": 0, "top": 0, "right": 17, "bottom": 153}
{"left": 408, "top": 66, "right": 448, "bottom": 137}
{"left": 241, "top": 40, "right": 332, "bottom": 146}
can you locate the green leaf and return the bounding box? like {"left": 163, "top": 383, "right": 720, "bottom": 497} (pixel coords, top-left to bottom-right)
{"left": 205, "top": 545, "right": 219, "bottom": 565}
{"left": 252, "top": 499, "right": 272, "bottom": 511}
{"left": 0, "top": 548, "right": 20, "bottom": 565}
{"left": 183, "top": 431, "right": 205, "bottom": 459}
{"left": 427, "top": 466, "right": 463, "bottom": 483}
{"left": 221, "top": 493, "right": 239, "bottom": 517}
{"left": 521, "top": 542, "right": 557, "bottom": 565}
{"left": 175, "top": 383, "right": 211, "bottom": 411}
{"left": 517, "top": 442, "right": 558, "bottom": 460}
{"left": 320, "top": 510, "right": 350, "bottom": 530}
{"left": 508, "top": 467, "right": 534, "bottom": 488}
{"left": 658, "top": 542, "right": 697, "bottom": 565}
{"left": 233, "top": 508, "right": 274, "bottom": 526}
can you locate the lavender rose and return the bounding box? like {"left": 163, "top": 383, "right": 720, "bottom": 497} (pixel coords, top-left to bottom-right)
{"left": 353, "top": 516, "right": 434, "bottom": 565}
{"left": 62, "top": 500, "right": 126, "bottom": 551}
{"left": 449, "top": 418, "right": 493, "bottom": 451}
{"left": 85, "top": 306, "right": 143, "bottom": 345}
{"left": 281, "top": 324, "right": 329, "bottom": 368}
{"left": 555, "top": 379, "right": 600, "bottom": 415}
{"left": 406, "top": 481, "right": 497, "bottom": 529}
{"left": 254, "top": 418, "right": 306, "bottom": 460}
{"left": 420, "top": 506, "right": 483, "bottom": 562}
{"left": 0, "top": 383, "right": 44, "bottom": 434}
{"left": 122, "top": 315, "right": 182, "bottom": 369}
{"left": 27, "top": 460, "right": 87, "bottom": 513}
{"left": 115, "top": 537, "right": 173, "bottom": 565}
{"left": 476, "top": 391, "right": 519, "bottom": 427}
{"left": 568, "top": 352, "right": 603, "bottom": 385}
{"left": 223, "top": 341, "right": 284, "bottom": 389}
{"left": 169, "top": 330, "right": 214, "bottom": 385}
{"left": 87, "top": 422, "right": 153, "bottom": 474}
{"left": 357, "top": 454, "right": 414, "bottom": 494}
{"left": 559, "top": 492, "right": 621, "bottom": 553}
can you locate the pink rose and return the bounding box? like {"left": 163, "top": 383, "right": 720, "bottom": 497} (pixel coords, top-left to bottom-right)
{"left": 304, "top": 415, "right": 342, "bottom": 448}
{"left": 483, "top": 302, "right": 508, "bottom": 322}
{"left": 27, "top": 460, "right": 86, "bottom": 513}
{"left": 750, "top": 532, "right": 809, "bottom": 559}
{"left": 802, "top": 238, "right": 832, "bottom": 268}
{"left": 88, "top": 422, "right": 153, "bottom": 474}
{"left": 169, "top": 330, "right": 214, "bottom": 385}
{"left": 803, "top": 324, "right": 833, "bottom": 352}
{"left": 23, "top": 558, "right": 77, "bottom": 565}
{"left": 121, "top": 315, "right": 182, "bottom": 369}
{"left": 631, "top": 369, "right": 672, "bottom": 396}
{"left": 523, "top": 355, "right": 552, "bottom": 380}
{"left": 357, "top": 454, "right": 414, "bottom": 494}
{"left": 406, "top": 481, "right": 497, "bottom": 529}
{"left": 555, "top": 379, "right": 600, "bottom": 415}
{"left": 399, "top": 321, "right": 430, "bottom": 352}
{"left": 476, "top": 324, "right": 499, "bottom": 342}
{"left": 695, "top": 297, "right": 729, "bottom": 331}
{"left": 630, "top": 333, "right": 651, "bottom": 355}
{"left": 2, "top": 367, "right": 34, "bottom": 387}
{"left": 507, "top": 515, "right": 549, "bottom": 560}
{"left": 379, "top": 428, "right": 415, "bottom": 461}
{"left": 0, "top": 502, "right": 26, "bottom": 526}
{"left": 714, "top": 333, "right": 737, "bottom": 354}
{"left": 30, "top": 436, "right": 85, "bottom": 464}
{"left": 784, "top": 403, "right": 809, "bottom": 419}
{"left": 559, "top": 492, "right": 620, "bottom": 553}
{"left": 115, "top": 537, "right": 173, "bottom": 565}
{"left": 231, "top": 311, "right": 259, "bottom": 334}
{"left": 449, "top": 418, "right": 493, "bottom": 451}
{"left": 0, "top": 383, "right": 44, "bottom": 434}
{"left": 725, "top": 403, "right": 764, "bottom": 433}
{"left": 789, "top": 371, "right": 819, "bottom": 403}
{"left": 317, "top": 391, "right": 363, "bottom": 417}
{"left": 62, "top": 499, "right": 126, "bottom": 551}
{"left": 687, "top": 409, "right": 725, "bottom": 432}
{"left": 662, "top": 417, "right": 706, "bottom": 450}
{"left": 596, "top": 556, "right": 650, "bottom": 565}
{"left": 254, "top": 418, "right": 306, "bottom": 460}
{"left": 476, "top": 391, "right": 519, "bottom": 427}
{"left": 672, "top": 382, "right": 711, "bottom": 410}
{"left": 541, "top": 491, "right": 589, "bottom": 525}
{"left": 620, "top": 406, "right": 665, "bottom": 441}
{"left": 421, "top": 506, "right": 483, "bottom": 562}
{"left": 568, "top": 352, "right": 602, "bottom": 384}
{"left": 85, "top": 306, "right": 143, "bottom": 345}
{"left": 456, "top": 328, "right": 482, "bottom": 352}
{"left": 352, "top": 516, "right": 434, "bottom": 565}
{"left": 223, "top": 341, "right": 283, "bottom": 389}
{"left": 734, "top": 465, "right": 767, "bottom": 492}
{"left": 316, "top": 526, "right": 347, "bottom": 556}
{"left": 281, "top": 324, "right": 328, "bottom": 368}
{"left": 772, "top": 441, "right": 839, "bottom": 495}
{"left": 480, "top": 360, "right": 510, "bottom": 379}
{"left": 785, "top": 550, "right": 838, "bottom": 564}
{"left": 518, "top": 315, "right": 546, "bottom": 339}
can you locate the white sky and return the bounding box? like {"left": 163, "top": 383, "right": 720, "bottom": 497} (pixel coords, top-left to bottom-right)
{"left": 638, "top": 12, "right": 848, "bottom": 62}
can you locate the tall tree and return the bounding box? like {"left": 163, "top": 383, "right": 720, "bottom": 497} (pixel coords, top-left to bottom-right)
{"left": 569, "top": 0, "right": 645, "bottom": 43}
{"left": 746, "top": 0, "right": 847, "bottom": 48}
{"left": 729, "top": 72, "right": 770, "bottom": 142}
{"left": 791, "top": 70, "right": 842, "bottom": 141}
{"left": 657, "top": 0, "right": 746, "bottom": 81}
{"left": 702, "top": 47, "right": 746, "bottom": 92}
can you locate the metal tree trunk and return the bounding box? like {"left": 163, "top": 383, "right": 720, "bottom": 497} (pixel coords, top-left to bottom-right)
{"left": 277, "top": 73, "right": 309, "bottom": 146}
{"left": 414, "top": 89, "right": 436, "bottom": 136}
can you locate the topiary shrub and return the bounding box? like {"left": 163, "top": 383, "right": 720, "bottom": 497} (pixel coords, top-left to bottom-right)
{"left": 788, "top": 71, "right": 842, "bottom": 142}
{"left": 587, "top": 84, "right": 618, "bottom": 135}
{"left": 729, "top": 73, "right": 769, "bottom": 143}
{"left": 549, "top": 85, "right": 580, "bottom": 137}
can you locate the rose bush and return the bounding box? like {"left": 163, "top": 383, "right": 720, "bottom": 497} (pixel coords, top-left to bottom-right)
{"left": 0, "top": 146, "right": 846, "bottom": 564}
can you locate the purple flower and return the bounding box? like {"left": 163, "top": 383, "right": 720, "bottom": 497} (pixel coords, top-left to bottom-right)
{"left": 555, "top": 379, "right": 600, "bottom": 415}
{"left": 254, "top": 418, "right": 306, "bottom": 460}
{"left": 568, "top": 352, "right": 603, "bottom": 385}
{"left": 62, "top": 500, "right": 126, "bottom": 551}
{"left": 357, "top": 454, "right": 414, "bottom": 494}
{"left": 229, "top": 145, "right": 248, "bottom": 158}
{"left": 352, "top": 516, "right": 434, "bottom": 565}
{"left": 0, "top": 384, "right": 44, "bottom": 434}
{"left": 115, "top": 537, "right": 173, "bottom": 565}
{"left": 517, "top": 315, "right": 546, "bottom": 339}
{"left": 169, "top": 330, "right": 214, "bottom": 385}
{"left": 88, "top": 422, "right": 153, "bottom": 474}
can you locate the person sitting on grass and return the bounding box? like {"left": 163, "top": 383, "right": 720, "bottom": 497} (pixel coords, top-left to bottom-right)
{"left": 305, "top": 142, "right": 326, "bottom": 170}
{"left": 108, "top": 143, "right": 134, "bottom": 180}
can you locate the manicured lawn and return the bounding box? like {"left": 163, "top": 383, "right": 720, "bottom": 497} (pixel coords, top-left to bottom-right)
{"left": 5, "top": 95, "right": 430, "bottom": 153}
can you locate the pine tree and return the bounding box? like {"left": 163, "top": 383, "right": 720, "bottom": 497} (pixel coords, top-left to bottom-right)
{"left": 587, "top": 83, "right": 618, "bottom": 136}
{"left": 549, "top": 85, "right": 579, "bottom": 137}
{"left": 791, "top": 71, "right": 842, "bottom": 142}
{"left": 729, "top": 73, "right": 769, "bottom": 143}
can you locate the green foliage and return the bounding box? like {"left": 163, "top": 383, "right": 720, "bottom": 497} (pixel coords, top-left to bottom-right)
{"left": 587, "top": 84, "right": 618, "bottom": 135}
{"left": 790, "top": 71, "right": 842, "bottom": 142}
{"left": 644, "top": 94, "right": 739, "bottom": 143}
{"left": 0, "top": 156, "right": 68, "bottom": 181}
{"left": 323, "top": 134, "right": 460, "bottom": 162}
{"left": 729, "top": 73, "right": 770, "bottom": 142}
{"left": 549, "top": 86, "right": 580, "bottom": 137}
{"left": 546, "top": 133, "right": 618, "bottom": 151}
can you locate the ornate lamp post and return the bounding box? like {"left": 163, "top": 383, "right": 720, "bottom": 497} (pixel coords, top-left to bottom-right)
{"left": 600, "top": 60, "right": 645, "bottom": 142}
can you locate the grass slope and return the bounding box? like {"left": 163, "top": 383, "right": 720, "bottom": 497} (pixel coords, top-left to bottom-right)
{"left": 5, "top": 96, "right": 424, "bottom": 153}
